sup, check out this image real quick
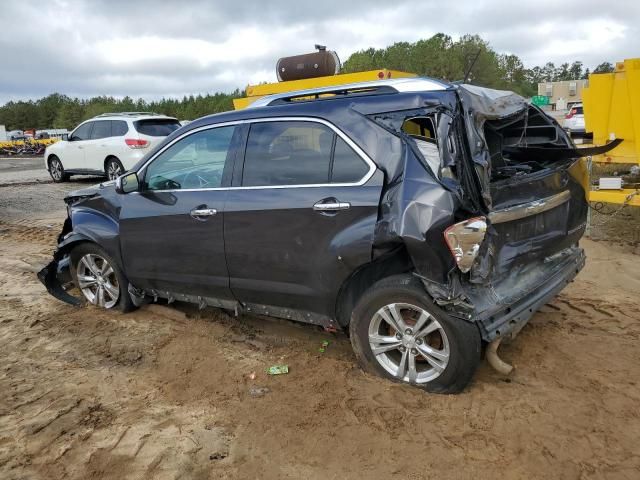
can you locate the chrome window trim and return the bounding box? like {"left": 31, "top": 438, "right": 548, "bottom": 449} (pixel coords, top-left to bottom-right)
{"left": 135, "top": 116, "right": 377, "bottom": 193}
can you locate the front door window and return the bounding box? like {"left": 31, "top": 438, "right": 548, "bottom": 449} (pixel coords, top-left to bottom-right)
{"left": 69, "top": 122, "right": 93, "bottom": 141}
{"left": 144, "top": 126, "right": 236, "bottom": 191}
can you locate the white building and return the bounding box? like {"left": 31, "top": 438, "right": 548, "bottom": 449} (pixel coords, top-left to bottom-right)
{"left": 537, "top": 79, "right": 588, "bottom": 111}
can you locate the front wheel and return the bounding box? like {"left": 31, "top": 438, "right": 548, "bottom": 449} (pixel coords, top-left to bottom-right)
{"left": 70, "top": 243, "right": 135, "bottom": 312}
{"left": 49, "top": 155, "right": 69, "bottom": 182}
{"left": 349, "top": 275, "right": 481, "bottom": 394}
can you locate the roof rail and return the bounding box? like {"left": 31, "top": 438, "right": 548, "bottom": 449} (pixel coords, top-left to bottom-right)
{"left": 93, "top": 112, "right": 163, "bottom": 118}
{"left": 247, "top": 77, "right": 449, "bottom": 109}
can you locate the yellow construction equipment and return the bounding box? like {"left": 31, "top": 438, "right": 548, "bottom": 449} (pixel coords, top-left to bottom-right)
{"left": 0, "top": 138, "right": 57, "bottom": 149}
{"left": 582, "top": 58, "right": 640, "bottom": 207}
{"left": 233, "top": 69, "right": 417, "bottom": 110}
{"left": 583, "top": 59, "right": 640, "bottom": 164}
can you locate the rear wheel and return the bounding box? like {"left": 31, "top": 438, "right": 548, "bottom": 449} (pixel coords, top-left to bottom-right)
{"left": 349, "top": 275, "right": 481, "bottom": 394}
{"left": 70, "top": 243, "right": 135, "bottom": 313}
{"left": 49, "top": 155, "right": 69, "bottom": 182}
{"left": 105, "top": 157, "right": 124, "bottom": 180}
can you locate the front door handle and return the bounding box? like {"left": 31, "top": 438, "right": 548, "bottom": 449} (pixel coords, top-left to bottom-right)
{"left": 190, "top": 207, "right": 217, "bottom": 220}
{"left": 313, "top": 201, "right": 351, "bottom": 211}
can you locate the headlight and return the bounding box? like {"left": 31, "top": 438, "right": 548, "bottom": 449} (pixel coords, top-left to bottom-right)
{"left": 443, "top": 217, "right": 487, "bottom": 273}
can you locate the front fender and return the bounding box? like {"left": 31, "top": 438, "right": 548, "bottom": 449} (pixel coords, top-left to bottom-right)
{"left": 68, "top": 208, "right": 123, "bottom": 269}
{"left": 37, "top": 204, "right": 123, "bottom": 306}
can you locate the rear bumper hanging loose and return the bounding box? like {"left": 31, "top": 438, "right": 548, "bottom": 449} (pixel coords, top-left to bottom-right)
{"left": 467, "top": 247, "right": 586, "bottom": 342}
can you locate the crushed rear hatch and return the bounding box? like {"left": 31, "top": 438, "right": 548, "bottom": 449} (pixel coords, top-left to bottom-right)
{"left": 452, "top": 85, "right": 617, "bottom": 338}
{"left": 361, "top": 84, "right": 622, "bottom": 340}
{"left": 456, "top": 85, "right": 594, "bottom": 282}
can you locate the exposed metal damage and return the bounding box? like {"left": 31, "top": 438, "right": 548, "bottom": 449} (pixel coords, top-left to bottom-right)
{"left": 353, "top": 84, "right": 614, "bottom": 343}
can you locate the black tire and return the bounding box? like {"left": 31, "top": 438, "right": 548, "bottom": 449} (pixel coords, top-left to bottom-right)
{"left": 70, "top": 243, "right": 136, "bottom": 313}
{"left": 105, "top": 157, "right": 125, "bottom": 181}
{"left": 349, "top": 274, "right": 481, "bottom": 394}
{"left": 48, "top": 155, "right": 69, "bottom": 182}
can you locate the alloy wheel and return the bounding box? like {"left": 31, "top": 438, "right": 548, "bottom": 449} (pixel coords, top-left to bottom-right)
{"left": 107, "top": 161, "right": 122, "bottom": 180}
{"left": 50, "top": 159, "right": 63, "bottom": 180}
{"left": 368, "top": 303, "right": 450, "bottom": 384}
{"left": 76, "top": 253, "right": 120, "bottom": 308}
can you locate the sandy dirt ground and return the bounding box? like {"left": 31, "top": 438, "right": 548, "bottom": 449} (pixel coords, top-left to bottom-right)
{"left": 1, "top": 167, "right": 639, "bottom": 479}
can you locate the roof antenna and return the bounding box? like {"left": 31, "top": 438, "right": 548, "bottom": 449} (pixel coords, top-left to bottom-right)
{"left": 463, "top": 49, "right": 482, "bottom": 84}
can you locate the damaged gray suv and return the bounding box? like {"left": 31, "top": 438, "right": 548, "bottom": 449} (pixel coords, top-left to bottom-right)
{"left": 40, "top": 78, "right": 614, "bottom": 393}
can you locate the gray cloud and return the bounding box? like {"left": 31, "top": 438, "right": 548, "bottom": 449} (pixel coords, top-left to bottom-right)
{"left": 1, "top": 0, "right": 638, "bottom": 104}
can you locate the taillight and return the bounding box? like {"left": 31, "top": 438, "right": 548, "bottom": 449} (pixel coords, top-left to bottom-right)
{"left": 443, "top": 217, "right": 487, "bottom": 273}
{"left": 125, "top": 138, "right": 149, "bottom": 149}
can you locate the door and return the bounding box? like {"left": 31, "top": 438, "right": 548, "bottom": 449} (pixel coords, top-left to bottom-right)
{"left": 224, "top": 119, "right": 383, "bottom": 317}
{"left": 85, "top": 120, "right": 112, "bottom": 171}
{"left": 119, "top": 125, "right": 241, "bottom": 299}
{"left": 64, "top": 121, "right": 93, "bottom": 169}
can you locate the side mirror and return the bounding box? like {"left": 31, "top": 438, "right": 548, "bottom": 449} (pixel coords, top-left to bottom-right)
{"left": 62, "top": 133, "right": 69, "bottom": 141}
{"left": 115, "top": 172, "right": 140, "bottom": 194}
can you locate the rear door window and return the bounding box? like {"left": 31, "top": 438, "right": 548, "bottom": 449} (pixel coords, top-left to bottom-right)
{"left": 112, "top": 120, "right": 129, "bottom": 136}
{"left": 70, "top": 122, "right": 93, "bottom": 141}
{"left": 242, "top": 121, "right": 333, "bottom": 186}
{"left": 330, "top": 137, "right": 369, "bottom": 183}
{"left": 90, "top": 120, "right": 112, "bottom": 140}
{"left": 134, "top": 119, "right": 181, "bottom": 137}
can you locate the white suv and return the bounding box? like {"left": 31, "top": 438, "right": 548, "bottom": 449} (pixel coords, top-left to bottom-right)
{"left": 563, "top": 103, "right": 585, "bottom": 136}
{"left": 44, "top": 112, "right": 181, "bottom": 182}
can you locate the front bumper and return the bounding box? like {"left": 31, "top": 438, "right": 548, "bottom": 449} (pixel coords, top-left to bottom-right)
{"left": 463, "top": 247, "right": 585, "bottom": 342}
{"left": 37, "top": 254, "right": 82, "bottom": 305}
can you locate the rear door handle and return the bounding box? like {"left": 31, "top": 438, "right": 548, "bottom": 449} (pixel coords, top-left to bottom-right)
{"left": 313, "top": 201, "right": 351, "bottom": 211}
{"left": 190, "top": 208, "right": 217, "bottom": 220}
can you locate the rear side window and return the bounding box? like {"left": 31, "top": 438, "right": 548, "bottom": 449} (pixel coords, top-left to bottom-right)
{"left": 402, "top": 115, "right": 441, "bottom": 178}
{"left": 575, "top": 106, "right": 584, "bottom": 114}
{"left": 90, "top": 120, "right": 111, "bottom": 140}
{"left": 242, "top": 121, "right": 333, "bottom": 186}
{"left": 112, "top": 120, "right": 128, "bottom": 136}
{"left": 134, "top": 119, "right": 181, "bottom": 137}
{"left": 402, "top": 116, "right": 436, "bottom": 140}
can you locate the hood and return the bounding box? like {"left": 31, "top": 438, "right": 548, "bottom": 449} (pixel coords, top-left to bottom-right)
{"left": 64, "top": 180, "right": 115, "bottom": 205}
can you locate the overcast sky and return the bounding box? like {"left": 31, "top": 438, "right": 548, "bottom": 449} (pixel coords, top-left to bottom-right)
{"left": 0, "top": 0, "right": 638, "bottom": 105}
